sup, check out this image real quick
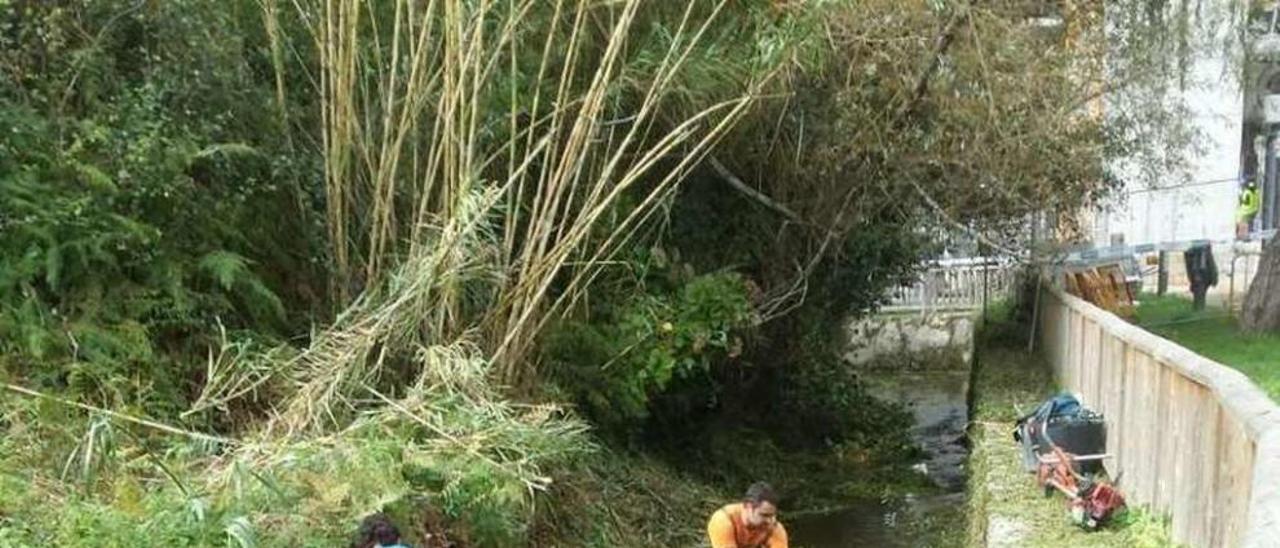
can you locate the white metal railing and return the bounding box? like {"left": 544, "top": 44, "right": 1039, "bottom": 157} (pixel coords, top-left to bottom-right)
{"left": 883, "top": 257, "right": 1018, "bottom": 313}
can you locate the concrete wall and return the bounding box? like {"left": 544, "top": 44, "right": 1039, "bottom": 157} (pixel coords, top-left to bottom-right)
{"left": 844, "top": 312, "right": 974, "bottom": 370}
{"left": 1039, "top": 285, "right": 1280, "bottom": 547}
{"left": 844, "top": 311, "right": 977, "bottom": 491}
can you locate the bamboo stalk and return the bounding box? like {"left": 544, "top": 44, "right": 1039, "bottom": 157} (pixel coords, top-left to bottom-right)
{"left": 279, "top": 0, "right": 769, "bottom": 418}
{"left": 5, "top": 383, "right": 236, "bottom": 446}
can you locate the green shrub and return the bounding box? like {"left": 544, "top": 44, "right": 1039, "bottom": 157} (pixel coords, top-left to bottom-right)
{"left": 744, "top": 307, "right": 911, "bottom": 458}
{"left": 0, "top": 1, "right": 323, "bottom": 414}
{"left": 774, "top": 349, "right": 915, "bottom": 454}
{"left": 544, "top": 271, "right": 753, "bottom": 432}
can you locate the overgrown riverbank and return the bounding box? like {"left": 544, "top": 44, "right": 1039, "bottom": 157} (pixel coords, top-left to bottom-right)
{"left": 1, "top": 0, "right": 1158, "bottom": 544}
{"left": 0, "top": 392, "right": 924, "bottom": 547}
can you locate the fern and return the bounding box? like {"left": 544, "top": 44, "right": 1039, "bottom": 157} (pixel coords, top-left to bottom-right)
{"left": 197, "top": 251, "right": 286, "bottom": 324}
{"left": 199, "top": 251, "right": 252, "bottom": 292}
{"left": 73, "top": 162, "right": 117, "bottom": 193}
{"left": 0, "top": 2, "right": 322, "bottom": 421}
{"left": 240, "top": 277, "right": 286, "bottom": 324}
{"left": 68, "top": 320, "right": 154, "bottom": 365}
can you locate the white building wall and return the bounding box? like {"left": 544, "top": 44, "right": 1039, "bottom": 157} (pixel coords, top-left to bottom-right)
{"left": 1093, "top": 1, "right": 1243, "bottom": 247}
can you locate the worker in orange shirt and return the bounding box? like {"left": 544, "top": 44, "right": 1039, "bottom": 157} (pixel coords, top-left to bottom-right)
{"left": 706, "top": 482, "right": 788, "bottom": 548}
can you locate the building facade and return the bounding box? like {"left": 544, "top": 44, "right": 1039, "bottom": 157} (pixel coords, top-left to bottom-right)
{"left": 1089, "top": 0, "right": 1252, "bottom": 247}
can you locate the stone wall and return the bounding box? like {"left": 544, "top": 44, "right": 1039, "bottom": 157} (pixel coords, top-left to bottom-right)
{"left": 843, "top": 312, "right": 975, "bottom": 370}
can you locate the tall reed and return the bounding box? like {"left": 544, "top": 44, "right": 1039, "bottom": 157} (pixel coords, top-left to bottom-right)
{"left": 287, "top": 0, "right": 766, "bottom": 403}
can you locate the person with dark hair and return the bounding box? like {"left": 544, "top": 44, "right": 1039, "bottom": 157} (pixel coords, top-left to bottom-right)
{"left": 706, "top": 482, "right": 788, "bottom": 548}
{"left": 353, "top": 513, "right": 410, "bottom": 548}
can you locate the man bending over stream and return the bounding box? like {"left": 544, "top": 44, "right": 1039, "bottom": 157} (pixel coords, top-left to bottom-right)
{"left": 706, "top": 482, "right": 789, "bottom": 548}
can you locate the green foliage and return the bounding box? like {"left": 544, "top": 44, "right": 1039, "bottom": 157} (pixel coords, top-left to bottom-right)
{"left": 544, "top": 267, "right": 752, "bottom": 431}
{"left": 767, "top": 308, "right": 916, "bottom": 452}
{"left": 668, "top": 194, "right": 925, "bottom": 444}
{"left": 0, "top": 1, "right": 323, "bottom": 413}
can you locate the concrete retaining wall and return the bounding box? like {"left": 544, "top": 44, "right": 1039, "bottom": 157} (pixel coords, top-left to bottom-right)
{"left": 1039, "top": 285, "right": 1280, "bottom": 547}
{"left": 844, "top": 312, "right": 974, "bottom": 369}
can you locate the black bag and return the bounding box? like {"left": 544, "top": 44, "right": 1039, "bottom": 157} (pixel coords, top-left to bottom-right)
{"left": 1013, "top": 394, "right": 1106, "bottom": 473}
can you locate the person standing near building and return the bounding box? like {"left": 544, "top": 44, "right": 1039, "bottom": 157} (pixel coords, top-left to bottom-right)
{"left": 1237, "top": 178, "right": 1260, "bottom": 240}
{"left": 706, "top": 482, "right": 789, "bottom": 548}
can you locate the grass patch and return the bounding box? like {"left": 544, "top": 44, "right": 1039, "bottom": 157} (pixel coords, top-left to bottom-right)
{"left": 1132, "top": 293, "right": 1280, "bottom": 401}
{"left": 967, "top": 423, "right": 1174, "bottom": 548}
{"left": 967, "top": 317, "right": 1176, "bottom": 547}
{"left": 0, "top": 398, "right": 731, "bottom": 548}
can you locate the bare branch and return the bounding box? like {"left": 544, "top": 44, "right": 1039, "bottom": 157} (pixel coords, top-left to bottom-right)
{"left": 707, "top": 155, "right": 804, "bottom": 224}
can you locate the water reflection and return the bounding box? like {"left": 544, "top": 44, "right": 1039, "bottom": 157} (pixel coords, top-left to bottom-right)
{"left": 788, "top": 371, "right": 971, "bottom": 547}
{"left": 788, "top": 499, "right": 905, "bottom": 547}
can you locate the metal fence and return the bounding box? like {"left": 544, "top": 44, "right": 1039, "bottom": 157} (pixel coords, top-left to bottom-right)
{"left": 883, "top": 257, "right": 1019, "bottom": 313}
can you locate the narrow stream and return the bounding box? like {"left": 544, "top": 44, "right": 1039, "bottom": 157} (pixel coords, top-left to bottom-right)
{"left": 787, "top": 499, "right": 907, "bottom": 547}
{"left": 788, "top": 370, "right": 971, "bottom": 547}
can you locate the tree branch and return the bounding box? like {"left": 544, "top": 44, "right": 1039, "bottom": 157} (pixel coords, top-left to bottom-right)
{"left": 907, "top": 177, "right": 1028, "bottom": 260}
{"left": 900, "top": 3, "right": 973, "bottom": 121}
{"left": 707, "top": 155, "right": 805, "bottom": 224}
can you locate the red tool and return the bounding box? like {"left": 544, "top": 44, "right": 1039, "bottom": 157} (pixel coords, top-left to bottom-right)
{"left": 1036, "top": 446, "right": 1126, "bottom": 529}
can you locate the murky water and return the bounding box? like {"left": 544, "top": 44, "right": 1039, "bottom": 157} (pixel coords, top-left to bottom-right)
{"left": 788, "top": 371, "right": 971, "bottom": 547}
{"left": 875, "top": 370, "right": 971, "bottom": 491}
{"left": 788, "top": 492, "right": 967, "bottom": 547}
{"left": 787, "top": 499, "right": 905, "bottom": 547}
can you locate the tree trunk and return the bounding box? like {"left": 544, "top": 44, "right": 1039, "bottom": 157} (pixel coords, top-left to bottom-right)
{"left": 1241, "top": 236, "right": 1280, "bottom": 332}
